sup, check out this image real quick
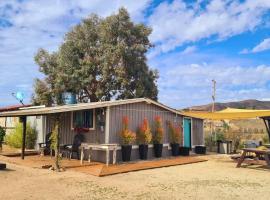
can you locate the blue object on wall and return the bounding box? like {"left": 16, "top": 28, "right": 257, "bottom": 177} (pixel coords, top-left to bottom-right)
{"left": 63, "top": 93, "right": 77, "bottom": 104}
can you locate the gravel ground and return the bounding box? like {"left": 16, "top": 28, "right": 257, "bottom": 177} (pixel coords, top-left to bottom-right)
{"left": 0, "top": 154, "right": 269, "bottom": 200}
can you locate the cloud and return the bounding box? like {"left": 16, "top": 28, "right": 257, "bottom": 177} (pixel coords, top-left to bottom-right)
{"left": 0, "top": 0, "right": 151, "bottom": 106}
{"left": 181, "top": 46, "right": 197, "bottom": 55}
{"left": 148, "top": 0, "right": 270, "bottom": 55}
{"left": 239, "top": 37, "right": 270, "bottom": 54}
{"left": 150, "top": 51, "right": 270, "bottom": 108}
{"left": 252, "top": 38, "right": 270, "bottom": 53}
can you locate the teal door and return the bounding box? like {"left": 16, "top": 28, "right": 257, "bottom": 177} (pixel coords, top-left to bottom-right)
{"left": 183, "top": 118, "right": 191, "bottom": 148}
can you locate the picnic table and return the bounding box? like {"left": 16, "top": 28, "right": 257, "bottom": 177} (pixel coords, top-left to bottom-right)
{"left": 236, "top": 148, "right": 270, "bottom": 168}
{"left": 80, "top": 143, "right": 118, "bottom": 166}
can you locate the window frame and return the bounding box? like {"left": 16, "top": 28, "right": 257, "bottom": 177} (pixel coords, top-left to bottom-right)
{"left": 71, "top": 109, "right": 96, "bottom": 131}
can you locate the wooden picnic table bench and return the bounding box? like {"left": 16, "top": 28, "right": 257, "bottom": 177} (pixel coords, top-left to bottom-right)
{"left": 236, "top": 148, "right": 270, "bottom": 168}
{"left": 80, "top": 143, "right": 118, "bottom": 166}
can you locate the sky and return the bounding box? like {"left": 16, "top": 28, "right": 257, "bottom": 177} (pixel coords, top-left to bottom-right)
{"left": 1, "top": 0, "right": 270, "bottom": 109}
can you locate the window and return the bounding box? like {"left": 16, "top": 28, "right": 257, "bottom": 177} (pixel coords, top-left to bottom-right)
{"left": 72, "top": 110, "right": 95, "bottom": 129}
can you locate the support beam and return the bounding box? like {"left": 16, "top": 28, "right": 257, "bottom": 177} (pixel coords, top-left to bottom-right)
{"left": 262, "top": 118, "right": 270, "bottom": 141}
{"left": 105, "top": 106, "right": 110, "bottom": 144}
{"left": 20, "top": 116, "right": 27, "bottom": 160}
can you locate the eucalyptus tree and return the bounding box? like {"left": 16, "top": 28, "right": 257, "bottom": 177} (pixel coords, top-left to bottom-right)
{"left": 33, "top": 8, "right": 158, "bottom": 106}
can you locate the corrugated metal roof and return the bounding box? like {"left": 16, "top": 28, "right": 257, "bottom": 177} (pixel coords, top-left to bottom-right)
{"left": 0, "top": 104, "right": 32, "bottom": 112}
{"left": 0, "top": 98, "right": 181, "bottom": 117}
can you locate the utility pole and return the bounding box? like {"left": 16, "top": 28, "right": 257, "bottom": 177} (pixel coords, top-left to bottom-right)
{"left": 212, "top": 79, "right": 216, "bottom": 113}
{"left": 211, "top": 79, "right": 216, "bottom": 141}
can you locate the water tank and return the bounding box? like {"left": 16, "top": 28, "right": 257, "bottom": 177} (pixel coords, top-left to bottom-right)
{"left": 62, "top": 93, "right": 77, "bottom": 104}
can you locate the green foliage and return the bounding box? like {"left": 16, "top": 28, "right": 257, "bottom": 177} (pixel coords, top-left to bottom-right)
{"left": 0, "top": 126, "right": 5, "bottom": 142}
{"left": 5, "top": 123, "right": 37, "bottom": 149}
{"left": 32, "top": 8, "right": 158, "bottom": 106}
{"left": 50, "top": 120, "right": 62, "bottom": 171}
{"left": 50, "top": 123, "right": 59, "bottom": 151}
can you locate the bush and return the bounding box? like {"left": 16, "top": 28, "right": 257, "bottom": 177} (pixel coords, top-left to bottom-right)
{"left": 0, "top": 126, "right": 5, "bottom": 143}
{"left": 137, "top": 118, "right": 152, "bottom": 145}
{"left": 152, "top": 116, "right": 164, "bottom": 144}
{"left": 0, "top": 126, "right": 6, "bottom": 150}
{"left": 168, "top": 121, "right": 181, "bottom": 144}
{"left": 6, "top": 123, "right": 37, "bottom": 149}
{"left": 120, "top": 116, "right": 136, "bottom": 145}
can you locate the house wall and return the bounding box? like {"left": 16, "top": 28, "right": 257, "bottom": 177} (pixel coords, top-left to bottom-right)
{"left": 192, "top": 118, "right": 204, "bottom": 146}
{"left": 44, "top": 103, "right": 204, "bottom": 163}
{"left": 27, "top": 116, "right": 46, "bottom": 149}
{"left": 0, "top": 117, "right": 19, "bottom": 134}
{"left": 107, "top": 102, "right": 204, "bottom": 162}
{"left": 109, "top": 102, "right": 183, "bottom": 144}
{"left": 45, "top": 110, "right": 105, "bottom": 145}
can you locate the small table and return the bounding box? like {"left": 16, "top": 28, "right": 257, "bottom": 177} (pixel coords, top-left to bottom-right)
{"left": 80, "top": 143, "right": 118, "bottom": 166}
{"left": 236, "top": 148, "right": 270, "bottom": 168}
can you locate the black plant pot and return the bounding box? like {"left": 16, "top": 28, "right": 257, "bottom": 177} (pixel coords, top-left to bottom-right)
{"left": 194, "top": 145, "right": 206, "bottom": 154}
{"left": 154, "top": 143, "right": 163, "bottom": 158}
{"left": 139, "top": 144, "right": 148, "bottom": 160}
{"left": 179, "top": 146, "right": 190, "bottom": 156}
{"left": 171, "top": 143, "right": 179, "bottom": 156}
{"left": 121, "top": 145, "right": 132, "bottom": 162}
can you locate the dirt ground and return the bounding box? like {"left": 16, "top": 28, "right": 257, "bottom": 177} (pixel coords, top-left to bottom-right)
{"left": 0, "top": 154, "right": 269, "bottom": 200}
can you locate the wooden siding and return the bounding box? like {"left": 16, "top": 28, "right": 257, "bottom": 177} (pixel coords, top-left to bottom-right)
{"left": 109, "top": 102, "right": 184, "bottom": 144}
{"left": 45, "top": 110, "right": 105, "bottom": 145}
{"left": 192, "top": 118, "right": 204, "bottom": 146}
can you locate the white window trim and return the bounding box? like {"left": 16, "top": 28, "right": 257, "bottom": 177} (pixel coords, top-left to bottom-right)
{"left": 71, "top": 109, "right": 96, "bottom": 131}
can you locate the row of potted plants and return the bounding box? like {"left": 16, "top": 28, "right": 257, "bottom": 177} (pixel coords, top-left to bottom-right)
{"left": 120, "top": 116, "right": 189, "bottom": 162}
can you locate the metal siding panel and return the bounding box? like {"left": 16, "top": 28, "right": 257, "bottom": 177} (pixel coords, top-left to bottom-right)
{"left": 108, "top": 102, "right": 186, "bottom": 146}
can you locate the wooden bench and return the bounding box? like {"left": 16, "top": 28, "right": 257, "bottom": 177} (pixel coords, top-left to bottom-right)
{"left": 236, "top": 148, "right": 270, "bottom": 168}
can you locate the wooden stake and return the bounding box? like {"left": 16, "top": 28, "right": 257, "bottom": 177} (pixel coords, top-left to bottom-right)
{"left": 21, "top": 116, "right": 27, "bottom": 160}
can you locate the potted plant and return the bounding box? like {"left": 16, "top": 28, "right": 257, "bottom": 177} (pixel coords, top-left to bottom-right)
{"left": 152, "top": 116, "right": 164, "bottom": 158}
{"left": 137, "top": 118, "right": 152, "bottom": 160}
{"left": 179, "top": 146, "right": 190, "bottom": 156}
{"left": 179, "top": 125, "right": 190, "bottom": 156}
{"left": 168, "top": 121, "right": 180, "bottom": 156}
{"left": 120, "top": 116, "right": 136, "bottom": 162}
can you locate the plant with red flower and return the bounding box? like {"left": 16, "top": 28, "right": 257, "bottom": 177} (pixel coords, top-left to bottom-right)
{"left": 153, "top": 116, "right": 164, "bottom": 144}
{"left": 168, "top": 121, "right": 182, "bottom": 144}
{"left": 137, "top": 118, "right": 152, "bottom": 144}
{"left": 120, "top": 116, "right": 136, "bottom": 145}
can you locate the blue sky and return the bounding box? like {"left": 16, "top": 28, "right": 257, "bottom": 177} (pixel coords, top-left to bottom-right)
{"left": 1, "top": 0, "right": 270, "bottom": 109}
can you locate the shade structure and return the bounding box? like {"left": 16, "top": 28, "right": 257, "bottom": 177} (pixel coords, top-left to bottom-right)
{"left": 181, "top": 108, "right": 270, "bottom": 120}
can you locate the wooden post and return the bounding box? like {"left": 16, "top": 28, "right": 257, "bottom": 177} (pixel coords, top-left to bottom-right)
{"left": 262, "top": 118, "right": 270, "bottom": 142}
{"left": 105, "top": 106, "right": 110, "bottom": 144}
{"left": 20, "top": 116, "right": 27, "bottom": 160}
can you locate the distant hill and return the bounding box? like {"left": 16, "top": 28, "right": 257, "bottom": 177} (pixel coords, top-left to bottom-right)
{"left": 188, "top": 99, "right": 270, "bottom": 111}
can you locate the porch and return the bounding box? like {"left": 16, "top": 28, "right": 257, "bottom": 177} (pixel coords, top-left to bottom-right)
{"left": 1, "top": 154, "right": 207, "bottom": 177}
